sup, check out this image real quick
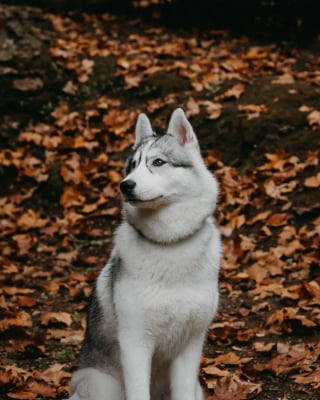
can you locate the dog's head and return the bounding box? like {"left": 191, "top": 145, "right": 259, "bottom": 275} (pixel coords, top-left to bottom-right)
{"left": 120, "top": 108, "right": 214, "bottom": 210}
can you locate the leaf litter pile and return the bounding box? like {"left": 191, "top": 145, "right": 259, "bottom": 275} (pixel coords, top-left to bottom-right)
{"left": 0, "top": 4, "right": 320, "bottom": 400}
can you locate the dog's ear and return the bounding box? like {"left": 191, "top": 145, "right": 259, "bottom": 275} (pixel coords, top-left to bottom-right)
{"left": 167, "top": 108, "right": 198, "bottom": 146}
{"left": 134, "top": 113, "right": 153, "bottom": 147}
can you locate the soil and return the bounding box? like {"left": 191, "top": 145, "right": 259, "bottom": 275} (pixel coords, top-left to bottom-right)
{"left": 0, "top": 3, "right": 319, "bottom": 400}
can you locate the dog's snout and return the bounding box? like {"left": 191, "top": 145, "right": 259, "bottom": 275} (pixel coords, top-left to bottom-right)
{"left": 120, "top": 179, "right": 136, "bottom": 196}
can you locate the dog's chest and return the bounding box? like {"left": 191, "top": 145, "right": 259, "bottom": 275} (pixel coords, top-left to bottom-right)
{"left": 116, "top": 257, "right": 216, "bottom": 357}
{"left": 114, "top": 221, "right": 219, "bottom": 355}
{"left": 144, "top": 281, "right": 214, "bottom": 340}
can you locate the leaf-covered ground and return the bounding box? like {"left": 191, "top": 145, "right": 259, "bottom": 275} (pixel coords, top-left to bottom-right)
{"left": 0, "top": 4, "right": 319, "bottom": 400}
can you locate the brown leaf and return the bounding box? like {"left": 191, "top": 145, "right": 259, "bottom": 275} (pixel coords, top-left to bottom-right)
{"left": 303, "top": 280, "right": 320, "bottom": 300}
{"left": 60, "top": 186, "right": 86, "bottom": 208}
{"left": 292, "top": 370, "right": 320, "bottom": 389}
{"left": 246, "top": 263, "right": 268, "bottom": 283}
{"left": 40, "top": 363, "right": 72, "bottom": 385}
{"left": 304, "top": 172, "right": 320, "bottom": 188}
{"left": 307, "top": 110, "right": 320, "bottom": 127}
{"left": 238, "top": 104, "right": 270, "bottom": 119}
{"left": 2, "top": 287, "right": 34, "bottom": 295}
{"left": 253, "top": 342, "right": 275, "bottom": 352}
{"left": 266, "top": 213, "right": 289, "bottom": 227}
{"left": 0, "top": 311, "right": 32, "bottom": 330}
{"left": 215, "top": 83, "right": 245, "bottom": 101}
{"left": 40, "top": 311, "right": 72, "bottom": 327}
{"left": 213, "top": 352, "right": 252, "bottom": 366}
{"left": 16, "top": 210, "right": 50, "bottom": 230}
{"left": 8, "top": 381, "right": 56, "bottom": 399}
{"left": 12, "top": 234, "right": 36, "bottom": 255}
{"left": 247, "top": 210, "right": 272, "bottom": 226}
{"left": 271, "top": 73, "right": 295, "bottom": 84}
{"left": 15, "top": 295, "right": 37, "bottom": 308}
{"left": 18, "top": 131, "right": 43, "bottom": 145}
{"left": 107, "top": 169, "right": 123, "bottom": 184}
{"left": 203, "top": 364, "right": 231, "bottom": 377}
{"left": 12, "top": 77, "right": 44, "bottom": 92}
{"left": 211, "top": 375, "right": 261, "bottom": 400}
{"left": 254, "top": 343, "right": 317, "bottom": 376}
{"left": 244, "top": 46, "right": 269, "bottom": 59}
{"left": 202, "top": 101, "right": 223, "bottom": 119}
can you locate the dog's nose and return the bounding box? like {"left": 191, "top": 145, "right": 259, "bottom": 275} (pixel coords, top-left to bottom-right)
{"left": 120, "top": 179, "right": 136, "bottom": 196}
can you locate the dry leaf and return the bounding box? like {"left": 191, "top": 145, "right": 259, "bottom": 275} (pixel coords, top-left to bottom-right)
{"left": 304, "top": 172, "right": 320, "bottom": 188}
{"left": 211, "top": 375, "right": 261, "bottom": 400}
{"left": 40, "top": 312, "right": 72, "bottom": 327}
{"left": 272, "top": 73, "right": 295, "bottom": 84}
{"left": 307, "top": 110, "right": 320, "bottom": 127}
{"left": 215, "top": 83, "right": 245, "bottom": 101}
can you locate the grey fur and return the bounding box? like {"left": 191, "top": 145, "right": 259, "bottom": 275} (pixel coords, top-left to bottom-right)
{"left": 77, "top": 253, "right": 122, "bottom": 374}
{"left": 125, "top": 134, "right": 193, "bottom": 177}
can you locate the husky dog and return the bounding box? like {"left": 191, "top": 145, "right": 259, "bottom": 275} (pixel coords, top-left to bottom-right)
{"left": 69, "top": 108, "right": 221, "bottom": 400}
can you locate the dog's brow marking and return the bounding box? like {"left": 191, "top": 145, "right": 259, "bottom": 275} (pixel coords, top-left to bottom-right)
{"left": 128, "top": 138, "right": 153, "bottom": 173}
{"left": 145, "top": 156, "right": 154, "bottom": 174}
{"left": 171, "top": 162, "right": 193, "bottom": 168}
{"left": 137, "top": 149, "right": 142, "bottom": 168}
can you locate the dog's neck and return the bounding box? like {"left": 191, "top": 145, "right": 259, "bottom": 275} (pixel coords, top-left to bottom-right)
{"left": 127, "top": 217, "right": 208, "bottom": 245}
{"left": 123, "top": 197, "right": 216, "bottom": 245}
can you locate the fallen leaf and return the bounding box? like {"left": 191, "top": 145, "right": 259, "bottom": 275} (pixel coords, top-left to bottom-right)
{"left": 0, "top": 311, "right": 32, "bottom": 330}
{"left": 12, "top": 77, "right": 44, "bottom": 91}
{"left": 307, "top": 110, "right": 320, "bottom": 127}
{"left": 40, "top": 311, "right": 72, "bottom": 327}
{"left": 304, "top": 172, "right": 320, "bottom": 188}
{"left": 238, "top": 104, "right": 270, "bottom": 119}
{"left": 17, "top": 210, "right": 50, "bottom": 230}
{"left": 60, "top": 186, "right": 86, "bottom": 208}
{"left": 272, "top": 73, "right": 295, "bottom": 84}
{"left": 211, "top": 374, "right": 261, "bottom": 400}
{"left": 247, "top": 210, "right": 272, "bottom": 225}
{"left": 215, "top": 83, "right": 245, "bottom": 101}
{"left": 266, "top": 213, "right": 289, "bottom": 227}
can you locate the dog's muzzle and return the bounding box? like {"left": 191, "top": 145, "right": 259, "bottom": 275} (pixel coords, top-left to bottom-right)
{"left": 120, "top": 179, "right": 136, "bottom": 197}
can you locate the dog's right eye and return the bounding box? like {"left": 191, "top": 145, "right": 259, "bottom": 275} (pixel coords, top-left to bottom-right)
{"left": 131, "top": 160, "right": 137, "bottom": 170}
{"left": 153, "top": 158, "right": 166, "bottom": 167}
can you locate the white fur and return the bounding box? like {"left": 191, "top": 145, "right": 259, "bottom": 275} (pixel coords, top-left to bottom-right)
{"left": 69, "top": 109, "right": 221, "bottom": 400}
{"left": 134, "top": 113, "right": 153, "bottom": 146}
{"left": 167, "top": 108, "right": 198, "bottom": 146}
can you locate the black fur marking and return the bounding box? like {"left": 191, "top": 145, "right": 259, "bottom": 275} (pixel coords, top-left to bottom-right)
{"left": 171, "top": 162, "right": 193, "bottom": 168}
{"left": 125, "top": 137, "right": 156, "bottom": 176}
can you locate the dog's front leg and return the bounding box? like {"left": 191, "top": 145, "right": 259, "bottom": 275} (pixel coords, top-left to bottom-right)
{"left": 119, "top": 331, "right": 153, "bottom": 400}
{"left": 170, "top": 334, "right": 205, "bottom": 400}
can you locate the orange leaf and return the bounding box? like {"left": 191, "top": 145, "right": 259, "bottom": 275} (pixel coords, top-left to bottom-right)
{"left": 266, "top": 213, "right": 289, "bottom": 226}
{"left": 15, "top": 295, "right": 37, "bottom": 308}
{"left": 107, "top": 170, "right": 122, "bottom": 184}
{"left": 0, "top": 311, "right": 32, "bottom": 330}
{"left": 272, "top": 73, "right": 295, "bottom": 84}
{"left": 211, "top": 375, "right": 261, "bottom": 400}
{"left": 307, "top": 110, "right": 320, "bottom": 127}
{"left": 247, "top": 210, "right": 272, "bottom": 225}
{"left": 60, "top": 186, "right": 86, "bottom": 208}
{"left": 16, "top": 210, "right": 50, "bottom": 230}
{"left": 40, "top": 311, "right": 72, "bottom": 327}
{"left": 304, "top": 172, "right": 320, "bottom": 188}
{"left": 12, "top": 234, "right": 36, "bottom": 255}
{"left": 215, "top": 83, "right": 245, "bottom": 101}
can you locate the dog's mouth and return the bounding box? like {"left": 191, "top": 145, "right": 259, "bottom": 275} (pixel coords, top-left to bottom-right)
{"left": 124, "top": 195, "right": 164, "bottom": 204}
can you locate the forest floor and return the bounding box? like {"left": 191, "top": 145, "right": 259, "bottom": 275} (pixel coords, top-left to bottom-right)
{"left": 0, "top": 3, "right": 320, "bottom": 400}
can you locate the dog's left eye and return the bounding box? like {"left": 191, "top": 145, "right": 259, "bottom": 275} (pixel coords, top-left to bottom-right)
{"left": 152, "top": 158, "right": 166, "bottom": 167}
